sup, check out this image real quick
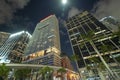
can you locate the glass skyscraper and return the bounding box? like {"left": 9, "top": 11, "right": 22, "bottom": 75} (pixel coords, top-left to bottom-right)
{"left": 23, "top": 15, "right": 61, "bottom": 66}
{"left": 0, "top": 31, "right": 31, "bottom": 63}
{"left": 65, "top": 11, "right": 120, "bottom": 68}
{"left": 100, "top": 16, "right": 120, "bottom": 32}
{"left": 0, "top": 32, "right": 10, "bottom": 47}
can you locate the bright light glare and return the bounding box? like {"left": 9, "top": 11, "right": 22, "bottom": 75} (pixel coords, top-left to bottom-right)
{"left": 62, "top": 0, "right": 67, "bottom": 5}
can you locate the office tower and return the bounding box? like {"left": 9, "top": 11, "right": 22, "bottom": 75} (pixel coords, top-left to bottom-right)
{"left": 0, "top": 31, "right": 31, "bottom": 63}
{"left": 65, "top": 11, "right": 120, "bottom": 68}
{"left": 23, "top": 15, "right": 61, "bottom": 66}
{"left": 0, "top": 32, "right": 10, "bottom": 47}
{"left": 61, "top": 56, "right": 73, "bottom": 70}
{"left": 100, "top": 16, "right": 120, "bottom": 32}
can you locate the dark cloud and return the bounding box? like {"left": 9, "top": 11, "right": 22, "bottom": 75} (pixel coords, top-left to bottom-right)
{"left": 93, "top": 0, "right": 120, "bottom": 19}
{"left": 5, "top": 16, "right": 34, "bottom": 33}
{"left": 0, "top": 0, "right": 30, "bottom": 24}
{"left": 68, "top": 7, "right": 82, "bottom": 18}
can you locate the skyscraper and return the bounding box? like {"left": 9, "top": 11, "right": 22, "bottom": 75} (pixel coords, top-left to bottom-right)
{"left": 100, "top": 16, "right": 120, "bottom": 32}
{"left": 0, "top": 31, "right": 31, "bottom": 63}
{"left": 0, "top": 32, "right": 10, "bottom": 47}
{"left": 23, "top": 15, "right": 61, "bottom": 66}
{"left": 65, "top": 11, "right": 120, "bottom": 68}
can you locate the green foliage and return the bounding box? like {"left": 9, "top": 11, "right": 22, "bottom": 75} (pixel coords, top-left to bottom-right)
{"left": 88, "top": 57, "right": 106, "bottom": 71}
{"left": 98, "top": 35, "right": 106, "bottom": 40}
{"left": 98, "top": 62, "right": 106, "bottom": 71}
{"left": 0, "top": 63, "right": 10, "bottom": 78}
{"left": 39, "top": 66, "right": 54, "bottom": 80}
{"left": 99, "top": 44, "right": 113, "bottom": 62}
{"left": 79, "top": 42, "right": 85, "bottom": 48}
{"left": 81, "top": 31, "right": 95, "bottom": 41}
{"left": 39, "top": 66, "right": 53, "bottom": 74}
{"left": 103, "top": 56, "right": 110, "bottom": 63}
{"left": 99, "top": 45, "right": 113, "bottom": 53}
{"left": 14, "top": 68, "right": 31, "bottom": 79}
{"left": 57, "top": 67, "right": 66, "bottom": 74}
{"left": 57, "top": 67, "right": 66, "bottom": 80}
{"left": 70, "top": 54, "right": 80, "bottom": 61}
{"left": 88, "top": 57, "right": 100, "bottom": 63}
{"left": 86, "top": 65, "right": 91, "bottom": 71}
{"left": 99, "top": 45, "right": 108, "bottom": 53}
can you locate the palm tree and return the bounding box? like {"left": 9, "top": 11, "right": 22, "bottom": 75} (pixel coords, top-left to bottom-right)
{"left": 57, "top": 67, "right": 66, "bottom": 80}
{"left": 0, "top": 63, "right": 10, "bottom": 80}
{"left": 99, "top": 45, "right": 120, "bottom": 67}
{"left": 99, "top": 25, "right": 120, "bottom": 63}
{"left": 14, "top": 68, "right": 31, "bottom": 80}
{"left": 70, "top": 54, "right": 80, "bottom": 62}
{"left": 39, "top": 66, "right": 54, "bottom": 80}
{"left": 88, "top": 57, "right": 106, "bottom": 80}
{"left": 70, "top": 54, "right": 82, "bottom": 79}
{"left": 99, "top": 45, "right": 120, "bottom": 79}
{"left": 70, "top": 54, "right": 80, "bottom": 71}
{"left": 81, "top": 31, "right": 119, "bottom": 79}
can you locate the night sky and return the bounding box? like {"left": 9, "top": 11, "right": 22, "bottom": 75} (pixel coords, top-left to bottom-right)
{"left": 1, "top": 0, "right": 98, "bottom": 32}
{"left": 0, "top": 0, "right": 119, "bottom": 71}
{"left": 0, "top": 0, "right": 98, "bottom": 56}
{"left": 15, "top": 0, "right": 98, "bottom": 25}
{"left": 1, "top": 0, "right": 119, "bottom": 70}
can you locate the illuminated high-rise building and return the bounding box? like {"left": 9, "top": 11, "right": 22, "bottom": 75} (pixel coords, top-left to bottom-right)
{"left": 0, "top": 32, "right": 10, "bottom": 47}
{"left": 0, "top": 31, "right": 31, "bottom": 63}
{"left": 23, "top": 15, "right": 61, "bottom": 66}
{"left": 100, "top": 16, "right": 120, "bottom": 32}
{"left": 65, "top": 11, "right": 120, "bottom": 68}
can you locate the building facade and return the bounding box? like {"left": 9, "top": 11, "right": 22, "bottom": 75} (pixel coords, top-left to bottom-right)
{"left": 65, "top": 11, "right": 120, "bottom": 68}
{"left": 0, "top": 32, "right": 10, "bottom": 47}
{"left": 0, "top": 31, "right": 31, "bottom": 63}
{"left": 100, "top": 16, "right": 120, "bottom": 32}
{"left": 61, "top": 56, "right": 73, "bottom": 70}
{"left": 23, "top": 15, "right": 61, "bottom": 66}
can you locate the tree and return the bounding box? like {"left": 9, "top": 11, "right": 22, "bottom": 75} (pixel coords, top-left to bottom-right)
{"left": 88, "top": 57, "right": 106, "bottom": 80}
{"left": 70, "top": 54, "right": 80, "bottom": 71}
{"left": 81, "top": 31, "right": 119, "bottom": 80}
{"left": 57, "top": 67, "right": 66, "bottom": 80}
{"left": 70, "top": 54, "right": 80, "bottom": 62}
{"left": 39, "top": 66, "right": 54, "bottom": 80}
{"left": 0, "top": 63, "right": 10, "bottom": 80}
{"left": 96, "top": 25, "right": 120, "bottom": 79}
{"left": 70, "top": 54, "right": 83, "bottom": 80}
{"left": 14, "top": 68, "right": 31, "bottom": 80}
{"left": 99, "top": 45, "right": 120, "bottom": 67}
{"left": 88, "top": 57, "right": 106, "bottom": 71}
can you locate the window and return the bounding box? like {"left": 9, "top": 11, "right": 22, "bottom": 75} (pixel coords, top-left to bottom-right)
{"left": 73, "top": 46, "right": 85, "bottom": 67}
{"left": 71, "top": 39, "right": 77, "bottom": 44}
{"left": 68, "top": 30, "right": 73, "bottom": 35}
